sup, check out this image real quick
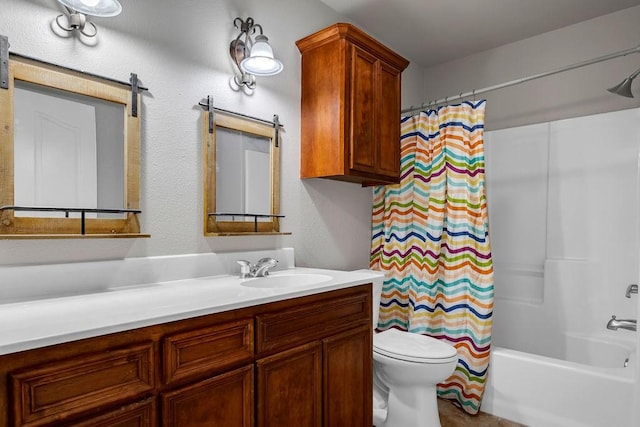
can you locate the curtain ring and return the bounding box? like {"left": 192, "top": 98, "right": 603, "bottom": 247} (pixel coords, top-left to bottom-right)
{"left": 459, "top": 92, "right": 464, "bottom": 104}
{"left": 472, "top": 89, "right": 476, "bottom": 102}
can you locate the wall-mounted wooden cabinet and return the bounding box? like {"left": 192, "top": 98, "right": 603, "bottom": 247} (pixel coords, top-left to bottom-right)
{"left": 296, "top": 23, "right": 409, "bottom": 184}
{"left": 0, "top": 285, "right": 372, "bottom": 426}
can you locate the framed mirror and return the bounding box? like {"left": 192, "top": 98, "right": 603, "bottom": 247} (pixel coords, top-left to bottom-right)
{"left": 203, "top": 110, "right": 285, "bottom": 235}
{"left": 0, "top": 54, "right": 146, "bottom": 238}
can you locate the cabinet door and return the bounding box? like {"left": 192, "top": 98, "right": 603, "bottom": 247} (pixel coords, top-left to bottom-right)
{"left": 161, "top": 365, "right": 253, "bottom": 427}
{"left": 349, "top": 45, "right": 378, "bottom": 174}
{"left": 323, "top": 325, "right": 373, "bottom": 427}
{"left": 71, "top": 398, "right": 156, "bottom": 427}
{"left": 256, "top": 342, "right": 322, "bottom": 427}
{"left": 377, "top": 62, "right": 402, "bottom": 179}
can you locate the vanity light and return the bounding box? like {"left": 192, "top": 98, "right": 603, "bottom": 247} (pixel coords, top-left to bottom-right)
{"left": 54, "top": 0, "right": 122, "bottom": 38}
{"left": 230, "top": 17, "right": 283, "bottom": 89}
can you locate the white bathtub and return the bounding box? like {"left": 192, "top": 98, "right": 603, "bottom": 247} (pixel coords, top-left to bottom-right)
{"left": 481, "top": 335, "right": 635, "bottom": 427}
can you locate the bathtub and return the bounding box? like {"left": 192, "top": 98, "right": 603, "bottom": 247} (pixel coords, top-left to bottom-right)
{"left": 481, "top": 334, "right": 635, "bottom": 427}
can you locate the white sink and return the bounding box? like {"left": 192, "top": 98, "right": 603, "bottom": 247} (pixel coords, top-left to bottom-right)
{"left": 240, "top": 272, "right": 333, "bottom": 288}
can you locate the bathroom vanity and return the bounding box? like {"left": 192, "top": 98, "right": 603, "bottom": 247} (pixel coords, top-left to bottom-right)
{"left": 0, "top": 256, "right": 377, "bottom": 427}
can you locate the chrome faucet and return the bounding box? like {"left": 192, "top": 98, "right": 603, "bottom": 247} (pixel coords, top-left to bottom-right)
{"left": 625, "top": 284, "right": 638, "bottom": 298}
{"left": 607, "top": 315, "right": 637, "bottom": 332}
{"left": 237, "top": 258, "right": 278, "bottom": 278}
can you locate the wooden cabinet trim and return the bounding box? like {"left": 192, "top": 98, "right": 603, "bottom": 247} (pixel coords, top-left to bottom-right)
{"left": 295, "top": 23, "right": 409, "bottom": 71}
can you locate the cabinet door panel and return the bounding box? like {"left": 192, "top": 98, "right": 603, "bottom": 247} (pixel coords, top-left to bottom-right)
{"left": 256, "top": 342, "right": 322, "bottom": 427}
{"left": 161, "top": 365, "right": 253, "bottom": 427}
{"left": 323, "top": 326, "right": 373, "bottom": 427}
{"left": 377, "top": 62, "right": 402, "bottom": 179}
{"left": 349, "top": 45, "right": 377, "bottom": 174}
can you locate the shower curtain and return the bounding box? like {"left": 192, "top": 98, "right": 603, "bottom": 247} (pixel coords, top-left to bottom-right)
{"left": 370, "top": 101, "right": 494, "bottom": 414}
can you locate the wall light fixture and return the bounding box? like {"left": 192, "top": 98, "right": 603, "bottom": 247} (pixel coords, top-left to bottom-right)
{"left": 54, "top": 0, "right": 122, "bottom": 38}
{"left": 230, "top": 17, "right": 283, "bottom": 90}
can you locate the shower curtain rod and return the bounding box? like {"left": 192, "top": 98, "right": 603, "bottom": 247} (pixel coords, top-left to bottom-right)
{"left": 401, "top": 43, "right": 640, "bottom": 115}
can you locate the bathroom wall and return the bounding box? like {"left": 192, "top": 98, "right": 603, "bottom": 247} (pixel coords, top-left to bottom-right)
{"left": 421, "top": 5, "right": 640, "bottom": 130}
{"left": 0, "top": 0, "right": 424, "bottom": 269}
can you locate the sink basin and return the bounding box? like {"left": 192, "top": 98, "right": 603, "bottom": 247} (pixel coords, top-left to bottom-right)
{"left": 240, "top": 272, "right": 333, "bottom": 288}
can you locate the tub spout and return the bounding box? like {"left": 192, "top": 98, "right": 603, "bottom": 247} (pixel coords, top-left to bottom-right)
{"left": 625, "top": 284, "right": 638, "bottom": 298}
{"left": 607, "top": 315, "right": 637, "bottom": 332}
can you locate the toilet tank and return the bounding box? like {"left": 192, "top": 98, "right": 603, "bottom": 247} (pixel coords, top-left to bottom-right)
{"left": 353, "top": 269, "right": 384, "bottom": 329}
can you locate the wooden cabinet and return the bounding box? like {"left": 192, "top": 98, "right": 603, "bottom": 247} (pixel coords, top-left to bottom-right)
{"left": 296, "top": 23, "right": 409, "bottom": 184}
{"left": 0, "top": 285, "right": 372, "bottom": 427}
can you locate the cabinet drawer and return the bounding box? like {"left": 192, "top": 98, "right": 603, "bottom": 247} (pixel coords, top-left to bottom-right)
{"left": 256, "top": 287, "right": 371, "bottom": 354}
{"left": 11, "top": 342, "right": 154, "bottom": 427}
{"left": 163, "top": 318, "right": 253, "bottom": 385}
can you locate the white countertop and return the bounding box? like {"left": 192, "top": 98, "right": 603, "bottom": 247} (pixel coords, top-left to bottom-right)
{"left": 0, "top": 267, "right": 382, "bottom": 355}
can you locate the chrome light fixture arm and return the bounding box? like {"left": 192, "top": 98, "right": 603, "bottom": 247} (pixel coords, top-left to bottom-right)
{"left": 55, "top": 5, "right": 98, "bottom": 38}
{"left": 230, "top": 17, "right": 261, "bottom": 89}
{"left": 53, "top": 0, "right": 122, "bottom": 39}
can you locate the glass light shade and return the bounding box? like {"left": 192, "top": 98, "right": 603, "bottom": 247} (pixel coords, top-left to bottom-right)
{"left": 57, "top": 0, "right": 122, "bottom": 17}
{"left": 240, "top": 35, "right": 284, "bottom": 76}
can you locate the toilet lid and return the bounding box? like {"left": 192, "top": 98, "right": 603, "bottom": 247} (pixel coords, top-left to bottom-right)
{"left": 373, "top": 329, "right": 457, "bottom": 362}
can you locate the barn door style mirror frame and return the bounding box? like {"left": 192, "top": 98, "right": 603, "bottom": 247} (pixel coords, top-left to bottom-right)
{"left": 0, "top": 36, "right": 148, "bottom": 238}
{"left": 200, "top": 96, "right": 288, "bottom": 236}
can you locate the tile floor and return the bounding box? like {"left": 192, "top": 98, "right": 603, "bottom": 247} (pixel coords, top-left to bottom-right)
{"left": 438, "top": 399, "right": 527, "bottom": 427}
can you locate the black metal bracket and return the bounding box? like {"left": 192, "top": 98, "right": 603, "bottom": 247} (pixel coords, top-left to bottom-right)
{"left": 0, "top": 206, "right": 141, "bottom": 235}
{"left": 130, "top": 73, "right": 139, "bottom": 117}
{"left": 198, "top": 96, "right": 215, "bottom": 134}
{"left": 197, "top": 96, "right": 284, "bottom": 136}
{"left": 273, "top": 114, "right": 280, "bottom": 148}
{"left": 208, "top": 212, "right": 284, "bottom": 232}
{"left": 0, "top": 35, "right": 9, "bottom": 90}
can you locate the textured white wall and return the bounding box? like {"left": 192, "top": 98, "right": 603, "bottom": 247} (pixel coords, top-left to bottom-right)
{"left": 0, "top": 0, "right": 422, "bottom": 269}
{"left": 421, "top": 5, "right": 640, "bottom": 130}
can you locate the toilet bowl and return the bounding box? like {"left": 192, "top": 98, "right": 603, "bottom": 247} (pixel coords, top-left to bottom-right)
{"left": 373, "top": 329, "right": 458, "bottom": 427}
{"left": 356, "top": 270, "right": 458, "bottom": 427}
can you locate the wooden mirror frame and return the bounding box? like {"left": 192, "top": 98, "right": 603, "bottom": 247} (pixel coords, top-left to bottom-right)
{"left": 203, "top": 111, "right": 286, "bottom": 236}
{"left": 0, "top": 54, "right": 146, "bottom": 238}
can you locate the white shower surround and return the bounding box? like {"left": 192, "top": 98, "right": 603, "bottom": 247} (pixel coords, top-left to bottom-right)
{"left": 482, "top": 108, "right": 640, "bottom": 426}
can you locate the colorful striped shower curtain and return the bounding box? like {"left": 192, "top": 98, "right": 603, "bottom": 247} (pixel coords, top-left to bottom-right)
{"left": 370, "top": 101, "right": 494, "bottom": 414}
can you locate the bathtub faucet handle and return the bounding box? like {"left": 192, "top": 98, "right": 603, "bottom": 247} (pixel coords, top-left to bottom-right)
{"left": 625, "top": 284, "right": 638, "bottom": 298}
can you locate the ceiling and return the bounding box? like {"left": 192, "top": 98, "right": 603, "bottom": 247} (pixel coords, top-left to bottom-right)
{"left": 319, "top": 0, "right": 640, "bottom": 68}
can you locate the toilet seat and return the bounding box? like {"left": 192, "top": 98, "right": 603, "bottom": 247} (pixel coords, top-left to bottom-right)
{"left": 373, "top": 329, "right": 458, "bottom": 363}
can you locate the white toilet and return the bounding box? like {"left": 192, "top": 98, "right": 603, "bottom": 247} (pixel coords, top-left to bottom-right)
{"left": 367, "top": 272, "right": 458, "bottom": 427}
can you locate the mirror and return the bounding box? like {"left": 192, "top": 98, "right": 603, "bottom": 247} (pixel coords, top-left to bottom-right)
{"left": 203, "top": 111, "right": 284, "bottom": 235}
{"left": 0, "top": 54, "right": 145, "bottom": 237}
{"left": 13, "top": 81, "right": 125, "bottom": 219}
